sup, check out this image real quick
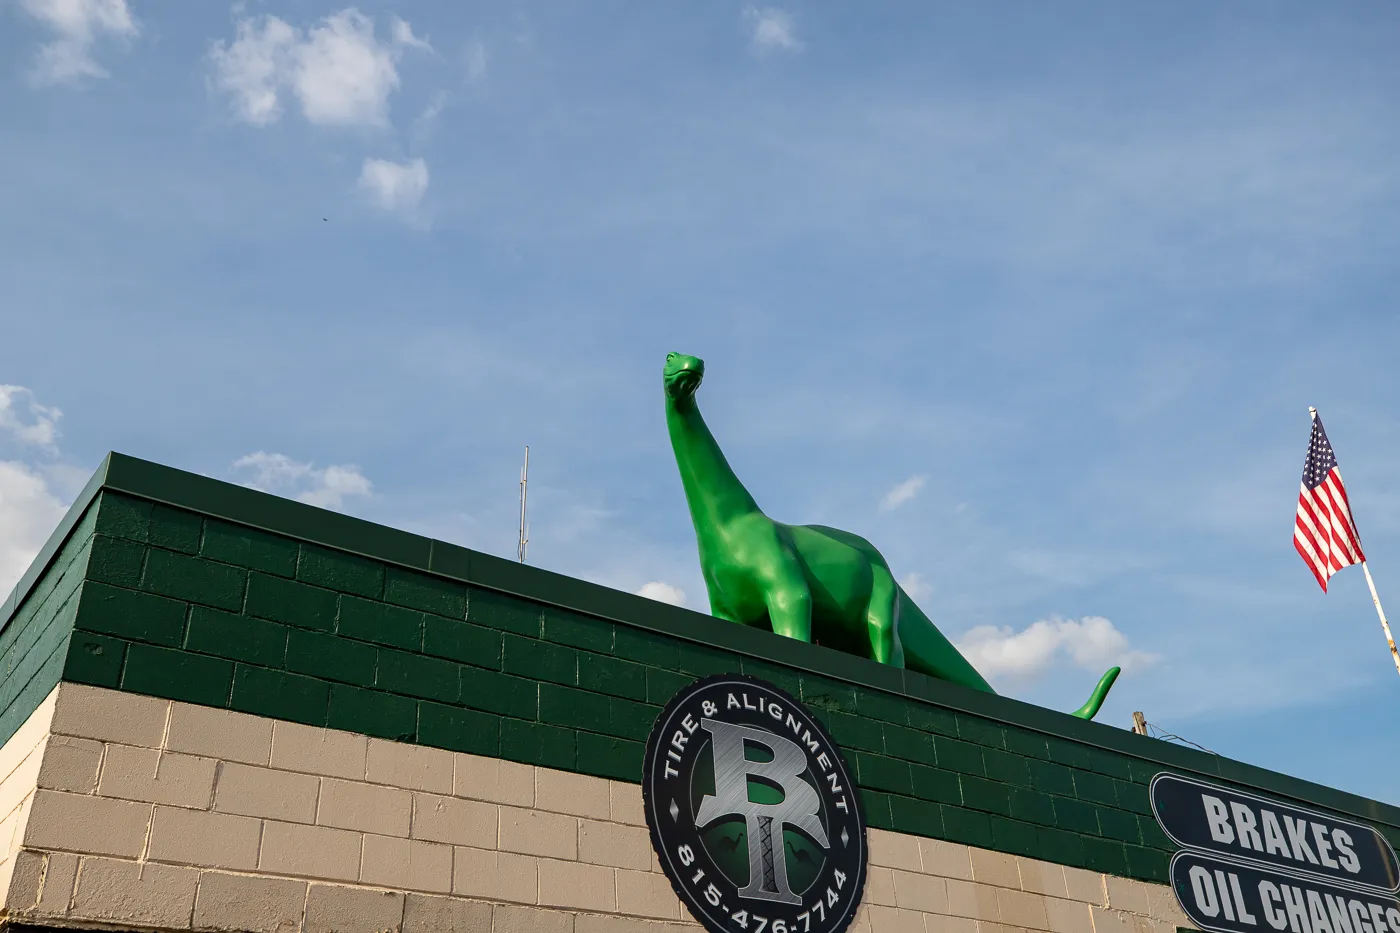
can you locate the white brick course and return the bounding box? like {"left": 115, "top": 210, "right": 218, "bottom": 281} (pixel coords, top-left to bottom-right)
{"left": 0, "top": 683, "right": 1193, "bottom": 933}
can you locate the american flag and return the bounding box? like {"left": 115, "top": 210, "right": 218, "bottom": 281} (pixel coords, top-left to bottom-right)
{"left": 1294, "top": 412, "right": 1366, "bottom": 592}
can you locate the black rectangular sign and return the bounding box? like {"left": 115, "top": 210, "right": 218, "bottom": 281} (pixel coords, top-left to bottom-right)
{"left": 1152, "top": 773, "right": 1400, "bottom": 894}
{"left": 1171, "top": 850, "right": 1400, "bottom": 933}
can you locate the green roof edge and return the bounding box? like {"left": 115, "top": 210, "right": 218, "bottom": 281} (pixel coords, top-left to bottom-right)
{"left": 4, "top": 451, "right": 1398, "bottom": 828}
{"left": 0, "top": 451, "right": 111, "bottom": 632}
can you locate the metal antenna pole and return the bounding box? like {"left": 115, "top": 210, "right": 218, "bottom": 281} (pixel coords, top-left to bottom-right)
{"left": 517, "top": 446, "right": 530, "bottom": 563}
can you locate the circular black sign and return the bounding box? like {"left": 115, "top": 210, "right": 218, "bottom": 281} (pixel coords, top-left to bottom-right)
{"left": 641, "top": 674, "right": 867, "bottom": 933}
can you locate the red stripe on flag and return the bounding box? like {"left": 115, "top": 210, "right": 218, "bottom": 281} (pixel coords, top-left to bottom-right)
{"left": 1295, "top": 463, "right": 1366, "bottom": 592}
{"left": 1295, "top": 532, "right": 1329, "bottom": 591}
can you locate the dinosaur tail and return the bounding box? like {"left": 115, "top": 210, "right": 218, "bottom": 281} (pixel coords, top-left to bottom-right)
{"left": 896, "top": 586, "right": 1121, "bottom": 722}
{"left": 895, "top": 586, "right": 997, "bottom": 694}
{"left": 1069, "top": 666, "right": 1121, "bottom": 721}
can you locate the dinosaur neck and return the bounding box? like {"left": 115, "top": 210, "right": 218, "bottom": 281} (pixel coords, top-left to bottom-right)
{"left": 666, "top": 395, "right": 761, "bottom": 532}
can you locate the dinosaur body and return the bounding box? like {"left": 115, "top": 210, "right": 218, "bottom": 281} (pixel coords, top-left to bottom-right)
{"left": 663, "top": 352, "right": 1120, "bottom": 721}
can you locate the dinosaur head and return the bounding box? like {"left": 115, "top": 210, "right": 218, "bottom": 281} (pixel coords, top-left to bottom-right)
{"left": 663, "top": 352, "right": 705, "bottom": 403}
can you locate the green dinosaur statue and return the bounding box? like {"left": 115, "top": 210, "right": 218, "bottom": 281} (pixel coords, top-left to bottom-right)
{"left": 662, "top": 352, "right": 1120, "bottom": 721}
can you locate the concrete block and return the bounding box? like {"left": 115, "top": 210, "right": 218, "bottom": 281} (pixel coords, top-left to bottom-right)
{"left": 1016, "top": 857, "right": 1068, "bottom": 899}
{"left": 98, "top": 746, "right": 218, "bottom": 809}
{"left": 367, "top": 738, "right": 453, "bottom": 795}
{"left": 1062, "top": 866, "right": 1106, "bottom": 906}
{"left": 37, "top": 850, "right": 80, "bottom": 916}
{"left": 493, "top": 904, "right": 574, "bottom": 933}
{"left": 997, "top": 887, "right": 1050, "bottom": 929}
{"left": 575, "top": 915, "right": 695, "bottom": 933}
{"left": 499, "top": 806, "right": 577, "bottom": 860}
{"left": 970, "top": 848, "right": 1021, "bottom": 889}
{"left": 920, "top": 913, "right": 976, "bottom": 933}
{"left": 51, "top": 683, "right": 169, "bottom": 748}
{"left": 192, "top": 870, "right": 307, "bottom": 933}
{"left": 0, "top": 689, "right": 58, "bottom": 785}
{"left": 1090, "top": 905, "right": 1138, "bottom": 933}
{"left": 304, "top": 882, "right": 404, "bottom": 933}
{"left": 535, "top": 768, "right": 609, "bottom": 820}
{"left": 454, "top": 752, "right": 533, "bottom": 807}
{"left": 411, "top": 792, "right": 497, "bottom": 849}
{"left": 215, "top": 761, "right": 319, "bottom": 823}
{"left": 614, "top": 868, "right": 682, "bottom": 920}
{"left": 537, "top": 858, "right": 616, "bottom": 912}
{"left": 919, "top": 838, "right": 974, "bottom": 881}
{"left": 2, "top": 850, "right": 45, "bottom": 914}
{"left": 608, "top": 780, "right": 645, "bottom": 827}
{"left": 946, "top": 880, "right": 1001, "bottom": 922}
{"left": 1045, "top": 896, "right": 1094, "bottom": 933}
{"left": 36, "top": 735, "right": 103, "bottom": 794}
{"left": 452, "top": 846, "right": 537, "bottom": 904}
{"left": 23, "top": 789, "right": 151, "bottom": 858}
{"left": 1105, "top": 874, "right": 1152, "bottom": 916}
{"left": 869, "top": 828, "right": 922, "bottom": 871}
{"left": 361, "top": 833, "right": 453, "bottom": 894}
{"left": 866, "top": 905, "right": 926, "bottom": 933}
{"left": 577, "top": 819, "right": 651, "bottom": 871}
{"left": 864, "top": 866, "right": 898, "bottom": 907}
{"left": 892, "top": 870, "right": 948, "bottom": 913}
{"left": 147, "top": 805, "right": 262, "bottom": 870}
{"left": 167, "top": 703, "right": 274, "bottom": 767}
{"left": 69, "top": 855, "right": 198, "bottom": 929}
{"left": 402, "top": 893, "right": 493, "bottom": 933}
{"left": 259, "top": 821, "right": 362, "bottom": 883}
{"left": 271, "top": 720, "right": 367, "bottom": 781}
{"left": 319, "top": 778, "right": 412, "bottom": 837}
{"left": 0, "top": 744, "right": 46, "bottom": 823}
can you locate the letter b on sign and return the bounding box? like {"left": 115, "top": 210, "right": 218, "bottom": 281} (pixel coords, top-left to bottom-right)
{"left": 1203, "top": 796, "right": 1236, "bottom": 845}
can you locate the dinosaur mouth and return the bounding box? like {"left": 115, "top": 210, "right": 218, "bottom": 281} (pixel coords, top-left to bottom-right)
{"left": 669, "top": 370, "right": 703, "bottom": 395}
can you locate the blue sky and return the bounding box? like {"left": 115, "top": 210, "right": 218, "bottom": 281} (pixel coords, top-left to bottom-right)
{"left": 4, "top": 1, "right": 1400, "bottom": 803}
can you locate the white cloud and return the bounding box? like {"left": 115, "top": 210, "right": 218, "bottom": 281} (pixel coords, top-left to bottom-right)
{"left": 358, "top": 157, "right": 429, "bottom": 212}
{"left": 206, "top": 15, "right": 298, "bottom": 126}
{"left": 208, "top": 8, "right": 429, "bottom": 128}
{"left": 899, "top": 572, "right": 932, "bottom": 602}
{"left": 0, "top": 386, "right": 77, "bottom": 597}
{"left": 17, "top": 0, "right": 137, "bottom": 85}
{"left": 294, "top": 10, "right": 402, "bottom": 126}
{"left": 390, "top": 16, "right": 432, "bottom": 52}
{"left": 464, "top": 39, "right": 488, "bottom": 82}
{"left": 231, "top": 452, "right": 373, "bottom": 510}
{"left": 0, "top": 386, "right": 63, "bottom": 451}
{"left": 410, "top": 91, "right": 448, "bottom": 148}
{"left": 742, "top": 6, "right": 802, "bottom": 54}
{"left": 0, "top": 461, "right": 70, "bottom": 598}
{"left": 418, "top": 91, "right": 447, "bottom": 125}
{"left": 956, "top": 615, "right": 1158, "bottom": 682}
{"left": 879, "top": 475, "right": 926, "bottom": 512}
{"left": 637, "top": 581, "right": 686, "bottom": 607}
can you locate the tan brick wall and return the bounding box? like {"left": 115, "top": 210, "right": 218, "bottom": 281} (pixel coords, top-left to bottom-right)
{"left": 0, "top": 688, "right": 60, "bottom": 904}
{"left": 0, "top": 683, "right": 1195, "bottom": 933}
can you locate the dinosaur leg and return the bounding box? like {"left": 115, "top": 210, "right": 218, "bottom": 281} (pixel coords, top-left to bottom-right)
{"left": 708, "top": 599, "right": 741, "bottom": 624}
{"left": 700, "top": 572, "right": 743, "bottom": 624}
{"left": 866, "top": 564, "right": 905, "bottom": 667}
{"left": 760, "top": 559, "right": 813, "bottom": 643}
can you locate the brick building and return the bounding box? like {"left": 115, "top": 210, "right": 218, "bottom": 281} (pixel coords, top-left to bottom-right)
{"left": 0, "top": 453, "right": 1395, "bottom": 933}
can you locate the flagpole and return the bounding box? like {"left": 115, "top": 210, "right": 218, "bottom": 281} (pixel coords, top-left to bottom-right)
{"left": 1311, "top": 407, "right": 1400, "bottom": 679}
{"left": 1360, "top": 563, "right": 1400, "bottom": 678}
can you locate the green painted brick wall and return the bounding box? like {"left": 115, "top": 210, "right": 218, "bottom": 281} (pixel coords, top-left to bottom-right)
{"left": 0, "top": 501, "right": 99, "bottom": 745}
{"left": 3, "top": 453, "right": 1400, "bottom": 890}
